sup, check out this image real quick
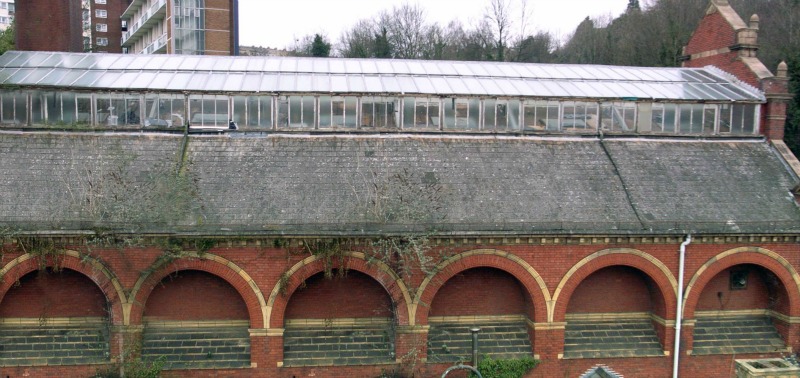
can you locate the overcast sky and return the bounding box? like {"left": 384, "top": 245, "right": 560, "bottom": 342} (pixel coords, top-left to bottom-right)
{"left": 238, "top": 0, "right": 629, "bottom": 50}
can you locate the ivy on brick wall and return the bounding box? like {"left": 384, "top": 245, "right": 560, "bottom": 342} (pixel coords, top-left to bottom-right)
{"left": 472, "top": 356, "right": 540, "bottom": 378}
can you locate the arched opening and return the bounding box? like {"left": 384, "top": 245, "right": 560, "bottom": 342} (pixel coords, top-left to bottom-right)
{"left": 427, "top": 267, "right": 533, "bottom": 363}
{"left": 282, "top": 269, "right": 395, "bottom": 366}
{"left": 692, "top": 264, "right": 789, "bottom": 355}
{"left": 0, "top": 268, "right": 110, "bottom": 366}
{"left": 563, "top": 266, "right": 665, "bottom": 359}
{"left": 141, "top": 270, "right": 250, "bottom": 370}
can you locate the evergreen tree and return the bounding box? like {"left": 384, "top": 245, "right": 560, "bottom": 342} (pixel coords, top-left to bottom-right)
{"left": 310, "top": 34, "right": 331, "bottom": 57}
{"left": 373, "top": 27, "right": 392, "bottom": 58}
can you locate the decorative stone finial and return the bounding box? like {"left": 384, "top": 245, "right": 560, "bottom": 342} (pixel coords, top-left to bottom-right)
{"left": 778, "top": 61, "right": 788, "bottom": 78}
{"left": 749, "top": 14, "right": 760, "bottom": 30}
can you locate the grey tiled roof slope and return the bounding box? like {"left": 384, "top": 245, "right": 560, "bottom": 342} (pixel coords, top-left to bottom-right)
{"left": 0, "top": 132, "right": 798, "bottom": 235}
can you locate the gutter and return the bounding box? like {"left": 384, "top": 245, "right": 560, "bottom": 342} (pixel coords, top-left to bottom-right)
{"left": 673, "top": 234, "right": 692, "bottom": 378}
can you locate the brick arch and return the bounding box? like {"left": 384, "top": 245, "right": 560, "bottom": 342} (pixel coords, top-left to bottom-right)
{"left": 0, "top": 250, "right": 127, "bottom": 325}
{"left": 683, "top": 247, "right": 800, "bottom": 319}
{"left": 129, "top": 253, "right": 267, "bottom": 328}
{"left": 414, "top": 249, "right": 551, "bottom": 325}
{"left": 552, "top": 248, "right": 678, "bottom": 323}
{"left": 266, "top": 252, "right": 412, "bottom": 328}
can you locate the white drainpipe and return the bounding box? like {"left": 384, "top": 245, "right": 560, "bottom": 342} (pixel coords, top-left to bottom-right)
{"left": 673, "top": 234, "right": 692, "bottom": 378}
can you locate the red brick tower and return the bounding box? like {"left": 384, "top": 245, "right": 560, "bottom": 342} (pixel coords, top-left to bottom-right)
{"left": 15, "top": 0, "right": 84, "bottom": 52}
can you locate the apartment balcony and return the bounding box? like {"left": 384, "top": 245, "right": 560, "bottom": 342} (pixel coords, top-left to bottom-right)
{"left": 121, "top": 0, "right": 167, "bottom": 47}
{"left": 141, "top": 33, "right": 168, "bottom": 54}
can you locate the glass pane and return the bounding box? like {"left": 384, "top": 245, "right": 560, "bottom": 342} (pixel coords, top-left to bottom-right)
{"left": 232, "top": 96, "right": 246, "bottom": 127}
{"left": 719, "top": 104, "right": 732, "bottom": 133}
{"left": 77, "top": 95, "right": 91, "bottom": 125}
{"left": 703, "top": 106, "right": 716, "bottom": 134}
{"left": 731, "top": 104, "right": 744, "bottom": 134}
{"left": 302, "top": 96, "right": 315, "bottom": 128}
{"left": 344, "top": 97, "right": 357, "bottom": 128}
{"left": 319, "top": 96, "right": 332, "bottom": 128}
{"left": 259, "top": 96, "right": 272, "bottom": 127}
{"left": 62, "top": 92, "right": 76, "bottom": 124}
{"left": 743, "top": 104, "right": 756, "bottom": 134}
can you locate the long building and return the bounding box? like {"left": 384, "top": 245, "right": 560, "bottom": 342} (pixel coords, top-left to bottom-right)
{"left": 0, "top": 1, "right": 798, "bottom": 377}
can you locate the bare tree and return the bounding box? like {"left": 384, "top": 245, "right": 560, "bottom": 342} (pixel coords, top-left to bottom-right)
{"left": 485, "top": 0, "right": 513, "bottom": 61}
{"left": 381, "top": 3, "right": 428, "bottom": 59}
{"left": 338, "top": 19, "right": 375, "bottom": 58}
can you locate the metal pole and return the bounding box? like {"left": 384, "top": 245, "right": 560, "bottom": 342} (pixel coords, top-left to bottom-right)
{"left": 470, "top": 327, "right": 481, "bottom": 367}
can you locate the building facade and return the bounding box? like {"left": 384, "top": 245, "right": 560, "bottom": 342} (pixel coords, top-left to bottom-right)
{"left": 14, "top": 0, "right": 83, "bottom": 52}
{"left": 121, "top": 0, "right": 239, "bottom": 55}
{"left": 0, "top": 1, "right": 799, "bottom": 377}
{"left": 0, "top": 0, "right": 14, "bottom": 31}
{"left": 86, "top": 0, "right": 130, "bottom": 53}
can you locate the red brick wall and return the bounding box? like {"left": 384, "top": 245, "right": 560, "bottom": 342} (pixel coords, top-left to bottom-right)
{"left": 567, "top": 266, "right": 656, "bottom": 314}
{"left": 695, "top": 264, "right": 784, "bottom": 311}
{"left": 429, "top": 267, "right": 528, "bottom": 317}
{"left": 284, "top": 270, "right": 393, "bottom": 319}
{"left": 14, "top": 0, "right": 84, "bottom": 52}
{"left": 143, "top": 269, "right": 248, "bottom": 320}
{"left": 684, "top": 11, "right": 736, "bottom": 56}
{"left": 0, "top": 268, "right": 107, "bottom": 318}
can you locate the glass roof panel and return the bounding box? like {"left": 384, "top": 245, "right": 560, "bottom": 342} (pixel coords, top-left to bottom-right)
{"left": 22, "top": 53, "right": 56, "bottom": 67}
{"left": 72, "top": 71, "right": 102, "bottom": 87}
{"left": 128, "top": 72, "right": 156, "bottom": 89}
{"left": 445, "top": 77, "right": 469, "bottom": 94}
{"left": 205, "top": 72, "right": 228, "bottom": 91}
{"left": 184, "top": 73, "right": 210, "bottom": 91}
{"left": 112, "top": 72, "right": 143, "bottom": 88}
{"left": 91, "top": 55, "right": 124, "bottom": 70}
{"left": 259, "top": 74, "right": 279, "bottom": 92}
{"left": 428, "top": 77, "right": 452, "bottom": 95}
{"left": 412, "top": 77, "right": 435, "bottom": 94}
{"left": 240, "top": 73, "right": 261, "bottom": 92}
{"left": 495, "top": 79, "right": 522, "bottom": 96}
{"left": 678, "top": 84, "right": 705, "bottom": 100}
{"left": 461, "top": 77, "right": 489, "bottom": 95}
{"left": 56, "top": 70, "right": 89, "bottom": 86}
{"left": 397, "top": 76, "right": 418, "bottom": 93}
{"left": 359, "top": 60, "right": 379, "bottom": 74}
{"left": 296, "top": 74, "right": 314, "bottom": 91}
{"left": 23, "top": 68, "right": 52, "bottom": 84}
{"left": 540, "top": 81, "right": 569, "bottom": 97}
{"left": 452, "top": 63, "right": 473, "bottom": 76}
{"left": 495, "top": 65, "right": 518, "bottom": 78}
{"left": 363, "top": 76, "right": 383, "bottom": 92}
{"left": 261, "top": 59, "right": 281, "bottom": 72}
{"left": 107, "top": 56, "right": 136, "bottom": 70}
{"left": 194, "top": 58, "right": 216, "bottom": 71}
{"left": 178, "top": 57, "right": 201, "bottom": 70}
{"left": 424, "top": 62, "right": 442, "bottom": 75}
{"left": 276, "top": 74, "right": 297, "bottom": 92}
{"left": 280, "top": 59, "right": 297, "bottom": 72}
{"left": 343, "top": 60, "right": 362, "bottom": 74}
{"left": 406, "top": 61, "right": 426, "bottom": 75}
{"left": 468, "top": 63, "right": 490, "bottom": 77}
{"left": 380, "top": 76, "right": 403, "bottom": 93}
{"left": 329, "top": 59, "right": 346, "bottom": 73}
{"left": 223, "top": 73, "right": 245, "bottom": 91}
{"left": 150, "top": 72, "right": 174, "bottom": 90}
{"left": 229, "top": 58, "right": 250, "bottom": 71}
{"left": 390, "top": 60, "right": 410, "bottom": 74}
{"left": 311, "top": 74, "right": 330, "bottom": 92}
{"left": 714, "top": 84, "right": 750, "bottom": 101}
{"left": 36, "top": 68, "right": 70, "bottom": 86}
{"left": 331, "top": 75, "right": 349, "bottom": 92}
{"left": 436, "top": 62, "right": 458, "bottom": 76}
{"left": 475, "top": 77, "right": 504, "bottom": 96}
{"left": 166, "top": 72, "right": 193, "bottom": 90}
{"left": 212, "top": 59, "right": 233, "bottom": 71}
{"left": 564, "top": 81, "right": 594, "bottom": 98}
{"left": 0, "top": 51, "right": 22, "bottom": 66}
{"left": 8, "top": 68, "right": 34, "bottom": 83}
{"left": 297, "top": 59, "right": 314, "bottom": 72}
{"left": 347, "top": 75, "right": 366, "bottom": 92}
{"left": 374, "top": 60, "right": 394, "bottom": 73}
{"left": 143, "top": 56, "right": 170, "bottom": 70}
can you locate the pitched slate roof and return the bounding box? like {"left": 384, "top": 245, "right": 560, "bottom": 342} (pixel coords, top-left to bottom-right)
{"left": 0, "top": 132, "right": 798, "bottom": 235}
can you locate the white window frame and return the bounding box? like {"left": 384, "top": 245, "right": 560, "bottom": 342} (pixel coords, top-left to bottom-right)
{"left": 96, "top": 37, "right": 109, "bottom": 46}
{"left": 95, "top": 9, "right": 107, "bottom": 18}
{"left": 95, "top": 0, "right": 107, "bottom": 3}
{"left": 96, "top": 23, "right": 107, "bottom": 32}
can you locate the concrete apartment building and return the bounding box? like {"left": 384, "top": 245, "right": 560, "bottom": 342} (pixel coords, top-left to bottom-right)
{"left": 121, "top": 0, "right": 239, "bottom": 55}
{"left": 0, "top": 0, "right": 14, "bottom": 31}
